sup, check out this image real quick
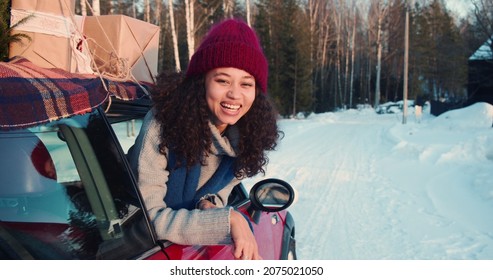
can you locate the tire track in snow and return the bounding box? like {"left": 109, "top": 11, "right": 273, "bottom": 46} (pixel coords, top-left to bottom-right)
{"left": 298, "top": 121, "right": 383, "bottom": 259}
{"left": 253, "top": 116, "right": 404, "bottom": 259}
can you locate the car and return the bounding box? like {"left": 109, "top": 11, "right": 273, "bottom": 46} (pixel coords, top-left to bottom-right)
{"left": 0, "top": 58, "right": 296, "bottom": 260}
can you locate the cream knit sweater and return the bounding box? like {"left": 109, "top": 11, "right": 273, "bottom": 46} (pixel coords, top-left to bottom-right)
{"left": 128, "top": 110, "right": 241, "bottom": 245}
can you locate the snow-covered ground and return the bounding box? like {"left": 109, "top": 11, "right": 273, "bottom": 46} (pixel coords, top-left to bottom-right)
{"left": 116, "top": 101, "right": 493, "bottom": 260}
{"left": 243, "top": 102, "right": 493, "bottom": 260}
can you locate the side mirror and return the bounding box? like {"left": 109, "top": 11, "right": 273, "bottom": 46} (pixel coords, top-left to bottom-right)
{"left": 249, "top": 178, "right": 295, "bottom": 212}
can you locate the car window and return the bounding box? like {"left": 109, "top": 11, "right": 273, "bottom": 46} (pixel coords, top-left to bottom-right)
{"left": 111, "top": 119, "right": 143, "bottom": 154}
{"left": 227, "top": 184, "right": 249, "bottom": 206}
{"left": 0, "top": 109, "right": 155, "bottom": 259}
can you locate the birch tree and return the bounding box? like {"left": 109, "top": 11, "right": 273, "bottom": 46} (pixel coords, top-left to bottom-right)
{"left": 81, "top": 0, "right": 87, "bottom": 16}
{"left": 349, "top": 4, "right": 357, "bottom": 108}
{"left": 344, "top": 7, "right": 351, "bottom": 107}
{"left": 155, "top": 0, "right": 162, "bottom": 24}
{"left": 307, "top": 0, "right": 319, "bottom": 108}
{"left": 319, "top": 4, "right": 332, "bottom": 110}
{"left": 333, "top": 2, "right": 343, "bottom": 108}
{"left": 223, "top": 0, "right": 234, "bottom": 18}
{"left": 92, "top": 0, "right": 100, "bottom": 16}
{"left": 371, "top": 0, "right": 388, "bottom": 108}
{"left": 144, "top": 0, "right": 151, "bottom": 22}
{"left": 185, "top": 0, "right": 195, "bottom": 60}
{"left": 169, "top": 0, "right": 181, "bottom": 71}
{"left": 313, "top": 0, "right": 336, "bottom": 112}
{"left": 246, "top": 0, "right": 251, "bottom": 26}
{"left": 80, "top": 0, "right": 99, "bottom": 15}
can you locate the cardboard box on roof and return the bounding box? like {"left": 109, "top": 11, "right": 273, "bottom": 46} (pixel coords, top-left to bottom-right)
{"left": 11, "top": 0, "right": 75, "bottom": 14}
{"left": 82, "top": 15, "right": 160, "bottom": 84}
{"left": 8, "top": 0, "right": 79, "bottom": 72}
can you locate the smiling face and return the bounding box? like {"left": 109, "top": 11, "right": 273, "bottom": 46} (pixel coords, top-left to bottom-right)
{"left": 205, "top": 67, "right": 257, "bottom": 133}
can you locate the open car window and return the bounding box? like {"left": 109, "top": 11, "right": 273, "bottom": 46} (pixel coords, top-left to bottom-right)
{"left": 0, "top": 109, "right": 155, "bottom": 259}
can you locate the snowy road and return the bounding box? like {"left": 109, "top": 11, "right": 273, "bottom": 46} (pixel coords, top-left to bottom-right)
{"left": 246, "top": 113, "right": 405, "bottom": 259}
{"left": 243, "top": 106, "right": 493, "bottom": 260}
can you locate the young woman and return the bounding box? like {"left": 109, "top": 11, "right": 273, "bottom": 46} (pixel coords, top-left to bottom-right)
{"left": 128, "top": 18, "right": 281, "bottom": 260}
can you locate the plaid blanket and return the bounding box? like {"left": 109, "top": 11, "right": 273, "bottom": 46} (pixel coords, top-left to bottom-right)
{"left": 0, "top": 57, "right": 149, "bottom": 130}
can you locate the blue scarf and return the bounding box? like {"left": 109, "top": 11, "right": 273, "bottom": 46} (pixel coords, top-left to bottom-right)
{"left": 164, "top": 150, "right": 236, "bottom": 210}
{"left": 164, "top": 149, "right": 254, "bottom": 233}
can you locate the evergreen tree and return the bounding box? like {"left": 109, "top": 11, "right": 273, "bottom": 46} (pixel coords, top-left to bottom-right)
{"left": 410, "top": 0, "right": 466, "bottom": 102}
{"left": 0, "top": 0, "right": 9, "bottom": 61}
{"left": 383, "top": 0, "right": 406, "bottom": 102}
{"left": 291, "top": 7, "right": 313, "bottom": 114}
{"left": 255, "top": 0, "right": 312, "bottom": 116}
{"left": 0, "top": 0, "right": 34, "bottom": 62}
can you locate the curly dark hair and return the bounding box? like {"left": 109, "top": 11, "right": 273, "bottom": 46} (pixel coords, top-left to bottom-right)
{"left": 151, "top": 71, "right": 282, "bottom": 179}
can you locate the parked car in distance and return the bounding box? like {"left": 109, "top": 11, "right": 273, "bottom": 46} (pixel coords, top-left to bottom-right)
{"left": 0, "top": 93, "right": 297, "bottom": 260}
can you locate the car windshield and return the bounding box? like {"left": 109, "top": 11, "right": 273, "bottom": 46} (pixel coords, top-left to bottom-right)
{"left": 0, "top": 109, "right": 155, "bottom": 259}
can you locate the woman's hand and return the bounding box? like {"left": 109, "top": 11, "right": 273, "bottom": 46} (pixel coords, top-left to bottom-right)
{"left": 230, "top": 210, "right": 261, "bottom": 260}
{"left": 199, "top": 199, "right": 260, "bottom": 259}
{"left": 197, "top": 199, "right": 217, "bottom": 210}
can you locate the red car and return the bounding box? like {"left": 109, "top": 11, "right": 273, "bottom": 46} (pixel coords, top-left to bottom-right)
{"left": 0, "top": 58, "right": 296, "bottom": 260}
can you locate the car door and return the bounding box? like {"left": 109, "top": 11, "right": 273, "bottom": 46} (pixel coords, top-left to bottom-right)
{"left": 157, "top": 184, "right": 287, "bottom": 260}
{"left": 0, "top": 108, "right": 161, "bottom": 259}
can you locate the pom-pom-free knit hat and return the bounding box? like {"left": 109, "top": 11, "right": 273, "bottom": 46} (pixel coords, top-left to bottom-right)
{"left": 186, "top": 18, "right": 268, "bottom": 93}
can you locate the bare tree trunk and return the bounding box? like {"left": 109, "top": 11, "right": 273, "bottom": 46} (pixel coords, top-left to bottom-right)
{"left": 360, "top": 60, "right": 365, "bottom": 103}
{"left": 320, "top": 5, "right": 330, "bottom": 110}
{"left": 245, "top": 0, "right": 251, "bottom": 26}
{"left": 144, "top": 0, "right": 150, "bottom": 22}
{"left": 344, "top": 25, "right": 350, "bottom": 107}
{"left": 314, "top": 2, "right": 329, "bottom": 110}
{"left": 321, "top": 24, "right": 329, "bottom": 102}
{"left": 308, "top": 0, "right": 319, "bottom": 59}
{"left": 169, "top": 0, "right": 181, "bottom": 72}
{"left": 349, "top": 5, "right": 356, "bottom": 108}
{"left": 402, "top": 3, "right": 409, "bottom": 124}
{"left": 367, "top": 24, "right": 372, "bottom": 105}
{"left": 81, "top": 0, "right": 87, "bottom": 16}
{"left": 223, "top": 0, "right": 234, "bottom": 18}
{"left": 185, "top": 0, "right": 195, "bottom": 60}
{"left": 374, "top": 3, "right": 384, "bottom": 109}
{"left": 473, "top": 0, "right": 493, "bottom": 45}
{"left": 308, "top": 0, "right": 319, "bottom": 108}
{"left": 190, "top": 0, "right": 195, "bottom": 56}
{"left": 293, "top": 53, "right": 297, "bottom": 117}
{"left": 155, "top": 0, "right": 162, "bottom": 24}
{"left": 107, "top": 0, "right": 113, "bottom": 14}
{"left": 92, "top": 0, "right": 100, "bottom": 16}
{"left": 335, "top": 9, "right": 343, "bottom": 108}
{"left": 133, "top": 0, "right": 137, "bottom": 18}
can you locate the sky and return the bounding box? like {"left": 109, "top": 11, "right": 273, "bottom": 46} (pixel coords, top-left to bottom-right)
{"left": 242, "top": 101, "right": 493, "bottom": 260}
{"left": 445, "top": 0, "right": 474, "bottom": 18}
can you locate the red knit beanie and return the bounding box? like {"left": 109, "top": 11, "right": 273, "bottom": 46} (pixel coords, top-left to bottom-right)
{"left": 186, "top": 18, "right": 268, "bottom": 94}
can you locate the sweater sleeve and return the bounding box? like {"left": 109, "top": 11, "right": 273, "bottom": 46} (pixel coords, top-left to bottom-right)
{"left": 128, "top": 111, "right": 233, "bottom": 245}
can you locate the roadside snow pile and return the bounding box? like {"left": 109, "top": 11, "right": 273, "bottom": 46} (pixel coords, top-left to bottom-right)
{"left": 433, "top": 102, "right": 493, "bottom": 129}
